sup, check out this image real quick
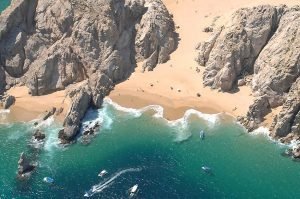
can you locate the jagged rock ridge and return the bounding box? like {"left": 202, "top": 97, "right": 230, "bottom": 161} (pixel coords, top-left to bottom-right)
{"left": 0, "top": 0, "right": 177, "bottom": 143}
{"left": 196, "top": 5, "right": 300, "bottom": 146}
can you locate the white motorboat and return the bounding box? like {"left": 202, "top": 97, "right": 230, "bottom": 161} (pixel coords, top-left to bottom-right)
{"left": 43, "top": 177, "right": 54, "bottom": 184}
{"left": 129, "top": 184, "right": 138, "bottom": 197}
{"left": 98, "top": 170, "right": 108, "bottom": 177}
{"left": 201, "top": 166, "right": 212, "bottom": 173}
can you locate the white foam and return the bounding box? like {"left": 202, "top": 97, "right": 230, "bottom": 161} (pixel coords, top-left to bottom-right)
{"left": 0, "top": 109, "right": 10, "bottom": 122}
{"left": 84, "top": 168, "right": 142, "bottom": 197}
{"left": 44, "top": 127, "right": 61, "bottom": 152}
{"left": 82, "top": 107, "right": 113, "bottom": 132}
{"left": 0, "top": 109, "right": 10, "bottom": 114}
{"left": 33, "top": 116, "right": 55, "bottom": 129}
{"left": 250, "top": 126, "right": 270, "bottom": 136}
{"left": 104, "top": 97, "right": 222, "bottom": 142}
{"left": 248, "top": 126, "right": 300, "bottom": 149}
{"left": 104, "top": 98, "right": 143, "bottom": 118}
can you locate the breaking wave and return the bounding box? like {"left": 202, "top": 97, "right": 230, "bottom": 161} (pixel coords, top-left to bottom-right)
{"left": 103, "top": 98, "right": 221, "bottom": 142}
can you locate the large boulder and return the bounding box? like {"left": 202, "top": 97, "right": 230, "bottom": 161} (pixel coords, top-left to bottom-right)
{"left": 33, "top": 129, "right": 46, "bottom": 141}
{"left": 17, "top": 152, "right": 36, "bottom": 177}
{"left": 238, "top": 96, "right": 271, "bottom": 131}
{"left": 88, "top": 72, "right": 114, "bottom": 108}
{"left": 135, "top": 0, "right": 177, "bottom": 71}
{"left": 59, "top": 84, "right": 92, "bottom": 143}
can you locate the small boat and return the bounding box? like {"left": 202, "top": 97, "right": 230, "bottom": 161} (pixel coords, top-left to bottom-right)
{"left": 43, "top": 177, "right": 54, "bottom": 184}
{"left": 129, "top": 184, "right": 138, "bottom": 197}
{"left": 199, "top": 130, "right": 205, "bottom": 140}
{"left": 98, "top": 170, "right": 108, "bottom": 177}
{"left": 84, "top": 191, "right": 91, "bottom": 197}
{"left": 201, "top": 166, "right": 212, "bottom": 173}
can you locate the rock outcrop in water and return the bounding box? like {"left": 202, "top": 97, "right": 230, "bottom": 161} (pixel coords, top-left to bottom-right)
{"left": 197, "top": 5, "right": 300, "bottom": 146}
{"left": 17, "top": 152, "right": 36, "bottom": 177}
{"left": 0, "top": 0, "right": 177, "bottom": 143}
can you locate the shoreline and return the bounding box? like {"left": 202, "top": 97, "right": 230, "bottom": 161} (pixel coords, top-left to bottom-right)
{"left": 1, "top": 0, "right": 299, "bottom": 126}
{"left": 0, "top": 86, "right": 69, "bottom": 124}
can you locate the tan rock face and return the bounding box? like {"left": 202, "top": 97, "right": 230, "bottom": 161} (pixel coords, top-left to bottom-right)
{"left": 252, "top": 7, "right": 300, "bottom": 106}
{"left": 0, "top": 0, "right": 177, "bottom": 143}
{"left": 271, "top": 77, "right": 300, "bottom": 138}
{"left": 197, "top": 5, "right": 300, "bottom": 141}
{"left": 197, "top": 5, "right": 283, "bottom": 91}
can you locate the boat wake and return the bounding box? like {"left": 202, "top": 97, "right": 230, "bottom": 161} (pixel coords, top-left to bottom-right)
{"left": 84, "top": 168, "right": 142, "bottom": 197}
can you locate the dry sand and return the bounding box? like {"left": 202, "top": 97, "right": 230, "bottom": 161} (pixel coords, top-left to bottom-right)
{"left": 0, "top": 86, "right": 70, "bottom": 123}
{"left": 2, "top": 0, "right": 298, "bottom": 122}
{"left": 111, "top": 0, "right": 300, "bottom": 120}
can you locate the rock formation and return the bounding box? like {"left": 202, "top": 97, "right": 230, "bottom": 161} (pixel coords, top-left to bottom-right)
{"left": 33, "top": 129, "right": 46, "bottom": 141}
{"left": 1, "top": 94, "right": 15, "bottom": 109}
{"left": 270, "top": 78, "right": 300, "bottom": 138}
{"left": 196, "top": 5, "right": 285, "bottom": 91}
{"left": 17, "top": 152, "right": 36, "bottom": 177}
{"left": 0, "top": 0, "right": 177, "bottom": 143}
{"left": 42, "top": 107, "right": 56, "bottom": 120}
{"left": 197, "top": 5, "right": 300, "bottom": 148}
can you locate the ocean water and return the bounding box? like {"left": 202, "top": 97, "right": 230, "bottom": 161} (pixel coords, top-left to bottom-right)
{"left": 0, "top": 0, "right": 10, "bottom": 13}
{"left": 1, "top": 98, "right": 300, "bottom": 199}
{"left": 1, "top": 3, "right": 300, "bottom": 199}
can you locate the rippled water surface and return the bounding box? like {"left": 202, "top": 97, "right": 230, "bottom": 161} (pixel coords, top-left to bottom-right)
{"left": 1, "top": 99, "right": 300, "bottom": 198}
{"left": 0, "top": 0, "right": 10, "bottom": 13}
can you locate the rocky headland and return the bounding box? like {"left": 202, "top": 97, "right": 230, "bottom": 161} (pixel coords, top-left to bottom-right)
{"left": 0, "top": 0, "right": 299, "bottom": 158}
{"left": 196, "top": 5, "right": 300, "bottom": 157}
{"left": 0, "top": 0, "right": 177, "bottom": 143}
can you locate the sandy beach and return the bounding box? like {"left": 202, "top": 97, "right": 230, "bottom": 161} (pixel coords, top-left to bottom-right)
{"left": 111, "top": 0, "right": 300, "bottom": 120}
{"left": 2, "top": 0, "right": 299, "bottom": 122}
{"left": 0, "top": 86, "right": 69, "bottom": 123}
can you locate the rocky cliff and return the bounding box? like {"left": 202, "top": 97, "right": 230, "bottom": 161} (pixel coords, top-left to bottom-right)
{"left": 0, "top": 0, "right": 177, "bottom": 143}
{"left": 196, "top": 5, "right": 299, "bottom": 145}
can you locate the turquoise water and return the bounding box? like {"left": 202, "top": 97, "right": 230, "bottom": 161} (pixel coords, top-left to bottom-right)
{"left": 0, "top": 0, "right": 10, "bottom": 13}
{"left": 1, "top": 99, "right": 300, "bottom": 198}
{"left": 1, "top": 2, "right": 300, "bottom": 198}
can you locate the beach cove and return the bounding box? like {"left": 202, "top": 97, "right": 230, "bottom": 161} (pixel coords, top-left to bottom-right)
{"left": 1, "top": 0, "right": 300, "bottom": 198}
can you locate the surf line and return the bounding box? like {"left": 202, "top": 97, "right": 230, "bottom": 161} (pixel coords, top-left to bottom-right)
{"left": 84, "top": 168, "right": 142, "bottom": 197}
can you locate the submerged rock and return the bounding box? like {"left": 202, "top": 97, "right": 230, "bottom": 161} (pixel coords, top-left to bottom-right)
{"left": 17, "top": 152, "right": 36, "bottom": 178}
{"left": 33, "top": 129, "right": 46, "bottom": 141}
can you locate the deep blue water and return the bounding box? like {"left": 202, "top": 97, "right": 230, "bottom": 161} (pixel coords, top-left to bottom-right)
{"left": 1, "top": 99, "right": 300, "bottom": 198}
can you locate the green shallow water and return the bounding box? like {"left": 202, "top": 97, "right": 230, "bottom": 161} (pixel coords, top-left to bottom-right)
{"left": 0, "top": 0, "right": 10, "bottom": 13}
{"left": 1, "top": 99, "right": 300, "bottom": 199}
